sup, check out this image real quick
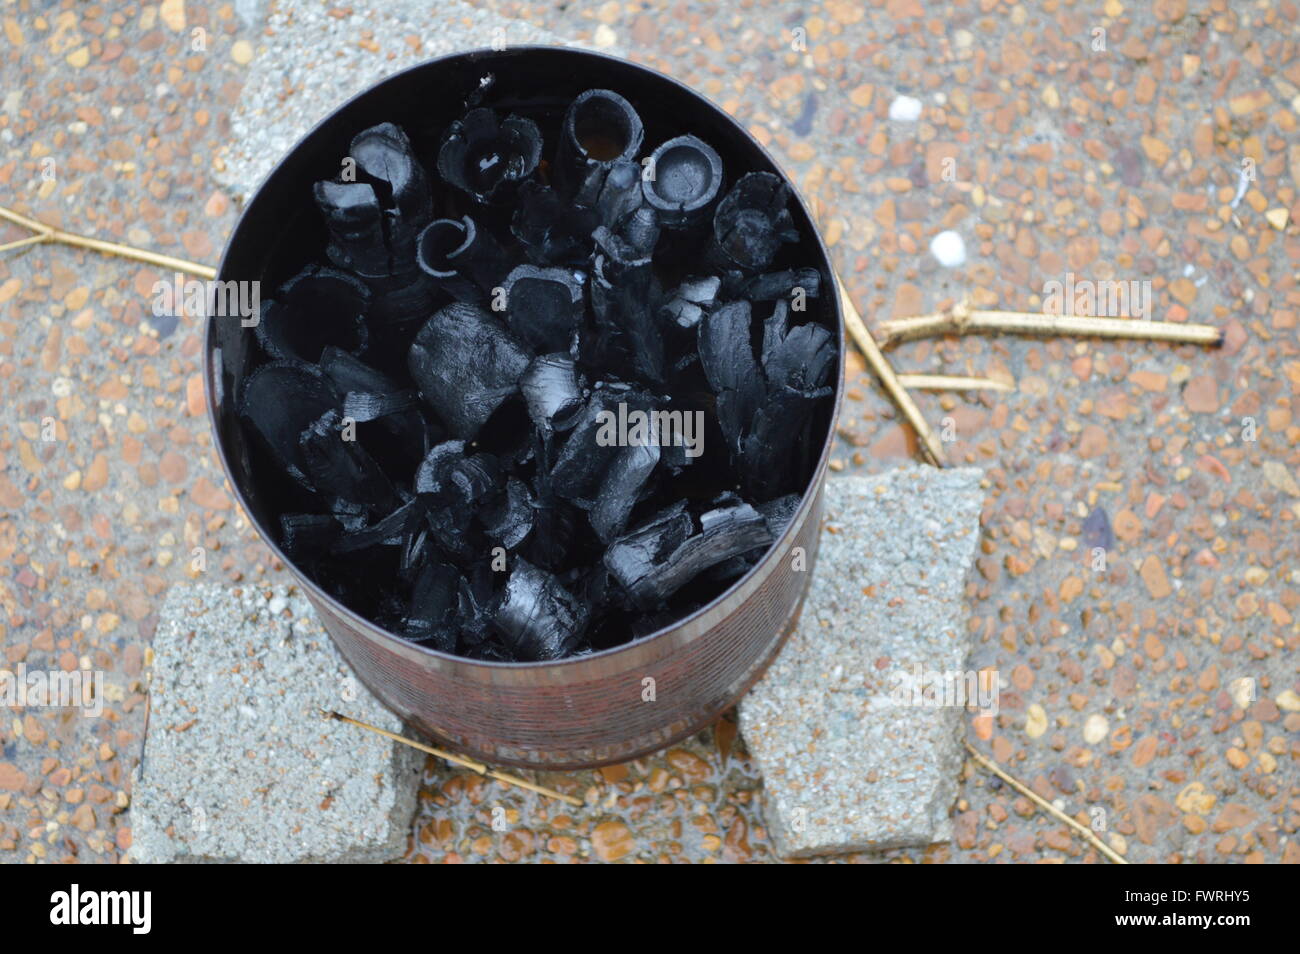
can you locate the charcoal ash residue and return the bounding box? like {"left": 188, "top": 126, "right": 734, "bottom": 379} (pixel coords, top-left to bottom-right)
{"left": 236, "top": 84, "right": 836, "bottom": 662}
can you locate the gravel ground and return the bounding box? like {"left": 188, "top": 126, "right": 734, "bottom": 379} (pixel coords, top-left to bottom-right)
{"left": 0, "top": 0, "right": 1297, "bottom": 864}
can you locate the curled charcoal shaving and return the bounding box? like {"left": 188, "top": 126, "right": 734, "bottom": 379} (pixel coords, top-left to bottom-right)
{"left": 493, "top": 559, "right": 588, "bottom": 661}
{"left": 415, "top": 215, "right": 508, "bottom": 304}
{"left": 408, "top": 303, "right": 532, "bottom": 440}
{"left": 709, "top": 171, "right": 799, "bottom": 273}
{"left": 254, "top": 266, "right": 370, "bottom": 365}
{"left": 503, "top": 265, "right": 585, "bottom": 353}
{"left": 604, "top": 496, "right": 773, "bottom": 609}
{"left": 247, "top": 94, "right": 835, "bottom": 662}
{"left": 437, "top": 108, "right": 542, "bottom": 205}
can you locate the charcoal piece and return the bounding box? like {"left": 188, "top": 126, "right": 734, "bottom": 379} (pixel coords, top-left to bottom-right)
{"left": 481, "top": 476, "right": 535, "bottom": 550}
{"left": 349, "top": 122, "right": 433, "bottom": 228}
{"left": 741, "top": 386, "right": 828, "bottom": 499}
{"left": 414, "top": 440, "right": 465, "bottom": 494}
{"left": 415, "top": 215, "right": 507, "bottom": 304}
{"left": 659, "top": 275, "right": 721, "bottom": 330}
{"left": 589, "top": 441, "right": 660, "bottom": 544}
{"left": 590, "top": 235, "right": 664, "bottom": 383}
{"left": 510, "top": 181, "right": 593, "bottom": 266}
{"left": 331, "top": 496, "right": 426, "bottom": 554}
{"left": 255, "top": 266, "right": 369, "bottom": 365}
{"left": 319, "top": 347, "right": 416, "bottom": 422}
{"left": 436, "top": 108, "right": 542, "bottom": 205}
{"left": 521, "top": 491, "right": 583, "bottom": 572}
{"left": 520, "top": 353, "right": 584, "bottom": 434}
{"left": 238, "top": 362, "right": 338, "bottom": 491}
{"left": 298, "top": 409, "right": 399, "bottom": 521}
{"left": 761, "top": 299, "right": 836, "bottom": 392}
{"left": 278, "top": 513, "right": 341, "bottom": 561}
{"left": 757, "top": 493, "right": 801, "bottom": 538}
{"left": 619, "top": 206, "right": 661, "bottom": 257}
{"left": 493, "top": 559, "right": 588, "bottom": 661}
{"left": 313, "top": 180, "right": 390, "bottom": 277}
{"left": 502, "top": 265, "right": 584, "bottom": 353}
{"left": 604, "top": 497, "right": 773, "bottom": 608}
{"left": 364, "top": 271, "right": 439, "bottom": 327}
{"left": 402, "top": 562, "right": 462, "bottom": 652}
{"left": 577, "top": 159, "right": 643, "bottom": 230}
{"left": 551, "top": 386, "right": 654, "bottom": 503}
{"left": 554, "top": 89, "right": 645, "bottom": 201}
{"left": 734, "top": 267, "right": 822, "bottom": 302}
{"left": 641, "top": 134, "right": 724, "bottom": 229}
{"left": 697, "top": 300, "right": 763, "bottom": 454}
{"left": 408, "top": 303, "right": 532, "bottom": 440}
{"left": 710, "top": 171, "right": 799, "bottom": 273}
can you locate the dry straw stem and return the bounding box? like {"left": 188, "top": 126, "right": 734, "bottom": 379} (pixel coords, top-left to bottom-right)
{"left": 877, "top": 301, "right": 1223, "bottom": 350}
{"left": 963, "top": 739, "right": 1127, "bottom": 864}
{"left": 0, "top": 203, "right": 217, "bottom": 279}
{"left": 324, "top": 710, "right": 583, "bottom": 807}
{"left": 896, "top": 373, "right": 1014, "bottom": 393}
{"left": 836, "top": 277, "right": 947, "bottom": 467}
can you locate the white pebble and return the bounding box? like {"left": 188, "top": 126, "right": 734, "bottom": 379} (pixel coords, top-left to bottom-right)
{"left": 888, "top": 95, "right": 922, "bottom": 122}
{"left": 929, "top": 230, "right": 967, "bottom": 268}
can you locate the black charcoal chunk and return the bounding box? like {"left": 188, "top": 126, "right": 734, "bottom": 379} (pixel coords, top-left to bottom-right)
{"left": 710, "top": 171, "right": 799, "bottom": 273}
{"left": 641, "top": 134, "right": 723, "bottom": 229}
{"left": 238, "top": 362, "right": 338, "bottom": 491}
{"left": 734, "top": 267, "right": 822, "bottom": 302}
{"left": 757, "top": 493, "right": 801, "bottom": 538}
{"left": 554, "top": 89, "right": 645, "bottom": 201}
{"left": 254, "top": 266, "right": 369, "bottom": 365}
{"left": 493, "top": 559, "right": 587, "bottom": 661}
{"left": 298, "top": 409, "right": 399, "bottom": 521}
{"left": 697, "top": 300, "right": 763, "bottom": 454}
{"left": 481, "top": 476, "right": 535, "bottom": 550}
{"left": 520, "top": 353, "right": 584, "bottom": 434}
{"left": 313, "top": 180, "right": 390, "bottom": 277}
{"left": 349, "top": 122, "right": 433, "bottom": 227}
{"left": 589, "top": 441, "right": 660, "bottom": 544}
{"left": 402, "top": 562, "right": 462, "bottom": 652}
{"left": 414, "top": 440, "right": 465, "bottom": 494}
{"left": 319, "top": 347, "right": 416, "bottom": 422}
{"left": 551, "top": 386, "right": 654, "bottom": 504}
{"left": 437, "top": 108, "right": 542, "bottom": 205}
{"left": 761, "top": 299, "right": 836, "bottom": 392}
{"left": 278, "top": 513, "right": 341, "bottom": 561}
{"left": 415, "top": 215, "right": 507, "bottom": 304}
{"left": 590, "top": 233, "right": 664, "bottom": 383}
{"left": 510, "top": 181, "right": 593, "bottom": 266}
{"left": 659, "top": 275, "right": 721, "bottom": 330}
{"left": 580, "top": 159, "right": 644, "bottom": 230}
{"left": 604, "top": 497, "right": 772, "bottom": 608}
{"left": 408, "top": 303, "right": 532, "bottom": 440}
{"left": 331, "top": 496, "right": 426, "bottom": 554}
{"left": 503, "top": 265, "right": 584, "bottom": 353}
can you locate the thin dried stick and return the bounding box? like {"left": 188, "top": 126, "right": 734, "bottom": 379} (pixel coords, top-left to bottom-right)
{"left": 963, "top": 739, "right": 1127, "bottom": 864}
{"left": 897, "top": 373, "right": 1014, "bottom": 393}
{"left": 836, "top": 277, "right": 946, "bottom": 467}
{"left": 878, "top": 301, "right": 1222, "bottom": 350}
{"left": 0, "top": 203, "right": 217, "bottom": 278}
{"left": 324, "top": 710, "right": 583, "bottom": 807}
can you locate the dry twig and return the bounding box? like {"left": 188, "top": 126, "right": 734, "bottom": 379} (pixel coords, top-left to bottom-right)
{"left": 0, "top": 203, "right": 216, "bottom": 278}
{"left": 963, "top": 739, "right": 1127, "bottom": 864}
{"left": 837, "top": 277, "right": 946, "bottom": 467}
{"left": 324, "top": 710, "right": 583, "bottom": 807}
{"left": 896, "top": 373, "right": 1013, "bottom": 393}
{"left": 877, "top": 301, "right": 1222, "bottom": 350}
